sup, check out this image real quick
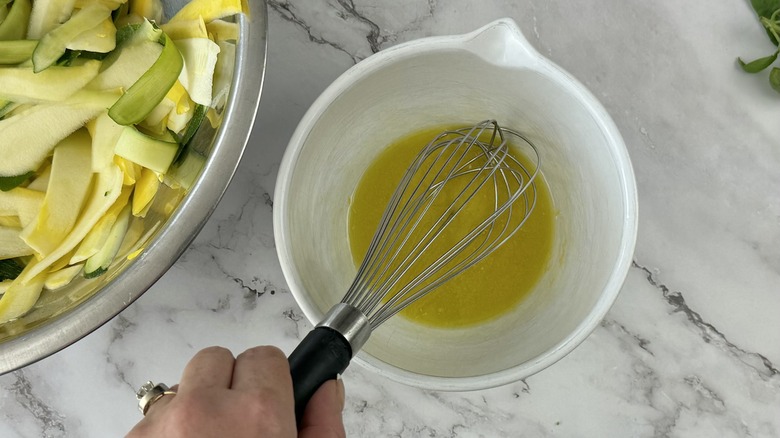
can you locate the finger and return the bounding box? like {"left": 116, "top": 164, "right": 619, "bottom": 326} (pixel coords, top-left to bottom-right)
{"left": 232, "top": 346, "right": 296, "bottom": 436}
{"left": 298, "top": 379, "right": 346, "bottom": 438}
{"left": 178, "top": 346, "right": 235, "bottom": 393}
{"left": 232, "top": 346, "right": 292, "bottom": 399}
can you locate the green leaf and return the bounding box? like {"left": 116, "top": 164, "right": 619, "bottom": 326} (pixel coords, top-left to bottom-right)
{"left": 738, "top": 51, "right": 779, "bottom": 72}
{"left": 751, "top": 0, "right": 780, "bottom": 44}
{"left": 751, "top": 0, "right": 780, "bottom": 19}
{"left": 0, "top": 171, "right": 34, "bottom": 191}
{"left": 769, "top": 67, "right": 780, "bottom": 92}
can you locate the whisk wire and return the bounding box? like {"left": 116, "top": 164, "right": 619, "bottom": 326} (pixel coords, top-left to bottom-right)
{"left": 343, "top": 120, "right": 540, "bottom": 328}
{"left": 346, "top": 127, "right": 484, "bottom": 312}
{"left": 345, "top": 133, "right": 456, "bottom": 312}
{"left": 350, "top": 125, "right": 500, "bottom": 316}
{"left": 373, "top": 136, "right": 514, "bottom": 321}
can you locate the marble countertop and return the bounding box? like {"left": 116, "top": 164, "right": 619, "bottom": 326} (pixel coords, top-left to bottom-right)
{"left": 2, "top": 0, "right": 779, "bottom": 436}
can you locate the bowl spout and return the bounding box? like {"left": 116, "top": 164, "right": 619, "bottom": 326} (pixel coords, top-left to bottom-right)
{"left": 461, "top": 18, "right": 541, "bottom": 69}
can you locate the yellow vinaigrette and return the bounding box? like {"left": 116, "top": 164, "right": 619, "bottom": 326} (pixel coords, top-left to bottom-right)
{"left": 348, "top": 126, "right": 556, "bottom": 328}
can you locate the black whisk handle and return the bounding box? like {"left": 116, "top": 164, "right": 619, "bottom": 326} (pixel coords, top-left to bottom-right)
{"left": 288, "top": 326, "right": 352, "bottom": 423}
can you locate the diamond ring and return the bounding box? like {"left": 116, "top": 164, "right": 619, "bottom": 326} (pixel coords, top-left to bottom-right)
{"left": 136, "top": 381, "right": 177, "bottom": 415}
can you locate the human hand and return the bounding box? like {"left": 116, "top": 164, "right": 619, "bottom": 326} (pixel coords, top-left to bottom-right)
{"left": 126, "top": 346, "right": 346, "bottom": 438}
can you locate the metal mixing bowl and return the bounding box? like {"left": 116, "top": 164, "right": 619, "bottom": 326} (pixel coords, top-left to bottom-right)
{"left": 0, "top": 0, "right": 267, "bottom": 373}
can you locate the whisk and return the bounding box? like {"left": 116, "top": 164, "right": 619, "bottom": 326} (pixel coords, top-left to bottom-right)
{"left": 288, "top": 120, "right": 540, "bottom": 419}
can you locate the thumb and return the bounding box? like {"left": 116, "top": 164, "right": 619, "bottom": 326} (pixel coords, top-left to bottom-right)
{"left": 298, "top": 379, "right": 346, "bottom": 438}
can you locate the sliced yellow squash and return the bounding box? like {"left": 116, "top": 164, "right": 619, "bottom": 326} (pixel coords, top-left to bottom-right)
{"left": 20, "top": 128, "right": 93, "bottom": 258}
{"left": 160, "top": 17, "right": 207, "bottom": 40}
{"left": 71, "top": 184, "right": 132, "bottom": 264}
{"left": 0, "top": 226, "right": 34, "bottom": 259}
{"left": 44, "top": 263, "right": 82, "bottom": 290}
{"left": 170, "top": 0, "right": 243, "bottom": 23}
{"left": 129, "top": 0, "right": 163, "bottom": 24}
{"left": 206, "top": 19, "right": 238, "bottom": 42}
{"left": 18, "top": 163, "right": 123, "bottom": 283}
{"left": 0, "top": 260, "right": 45, "bottom": 323}
{"left": 0, "top": 187, "right": 44, "bottom": 226}
{"left": 90, "top": 111, "right": 124, "bottom": 171}
{"left": 132, "top": 167, "right": 160, "bottom": 215}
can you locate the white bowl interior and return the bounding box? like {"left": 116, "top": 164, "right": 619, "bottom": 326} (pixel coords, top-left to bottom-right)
{"left": 278, "top": 20, "right": 635, "bottom": 389}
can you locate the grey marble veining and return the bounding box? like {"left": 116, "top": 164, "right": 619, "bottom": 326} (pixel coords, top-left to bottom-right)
{"left": 1, "top": 0, "right": 779, "bottom": 437}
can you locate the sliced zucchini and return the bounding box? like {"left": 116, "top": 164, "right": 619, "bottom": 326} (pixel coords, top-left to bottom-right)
{"left": 111, "top": 0, "right": 129, "bottom": 23}
{"left": 66, "top": 18, "right": 116, "bottom": 53}
{"left": 75, "top": 0, "right": 126, "bottom": 9}
{"left": 179, "top": 103, "right": 207, "bottom": 146}
{"left": 164, "top": 146, "right": 205, "bottom": 190}
{"left": 84, "top": 202, "right": 130, "bottom": 278}
{"left": 175, "top": 37, "right": 220, "bottom": 106}
{"left": 108, "top": 32, "right": 182, "bottom": 125}
{"left": 0, "top": 88, "right": 118, "bottom": 177}
{"left": 0, "top": 39, "right": 37, "bottom": 64}
{"left": 0, "top": 0, "right": 31, "bottom": 40}
{"left": 0, "top": 171, "right": 33, "bottom": 191}
{"left": 26, "top": 0, "right": 75, "bottom": 39}
{"left": 88, "top": 40, "right": 161, "bottom": 90}
{"left": 25, "top": 163, "right": 51, "bottom": 192}
{"left": 114, "top": 125, "right": 178, "bottom": 173}
{"left": 0, "top": 0, "right": 9, "bottom": 22}
{"left": 0, "top": 98, "right": 13, "bottom": 118}
{"left": 32, "top": 3, "right": 112, "bottom": 72}
{"left": 98, "top": 20, "right": 158, "bottom": 70}
{"left": 0, "top": 258, "right": 24, "bottom": 281}
{"left": 0, "top": 59, "right": 101, "bottom": 103}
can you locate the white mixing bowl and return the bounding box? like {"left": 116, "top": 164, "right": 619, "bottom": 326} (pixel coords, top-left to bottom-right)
{"left": 274, "top": 18, "right": 637, "bottom": 391}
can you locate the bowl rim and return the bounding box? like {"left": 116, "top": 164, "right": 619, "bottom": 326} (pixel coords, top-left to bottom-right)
{"left": 274, "top": 18, "right": 638, "bottom": 391}
{"left": 0, "top": 2, "right": 268, "bottom": 374}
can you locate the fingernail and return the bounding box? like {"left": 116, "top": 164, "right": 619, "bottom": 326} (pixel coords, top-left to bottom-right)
{"left": 336, "top": 378, "right": 345, "bottom": 411}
